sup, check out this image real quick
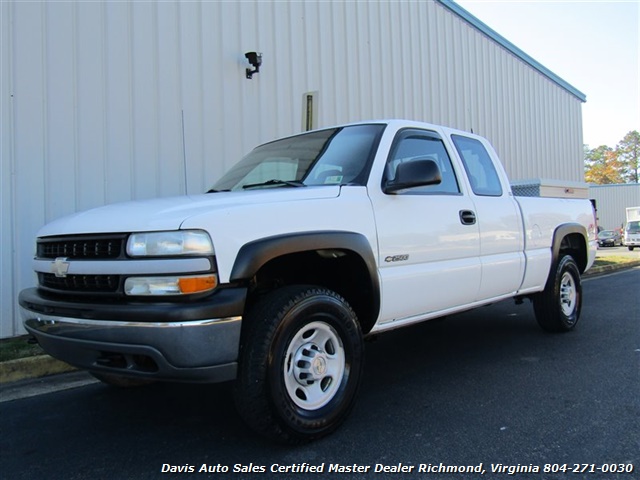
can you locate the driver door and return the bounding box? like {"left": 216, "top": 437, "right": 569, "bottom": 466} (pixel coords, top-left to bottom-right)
{"left": 369, "top": 128, "right": 482, "bottom": 324}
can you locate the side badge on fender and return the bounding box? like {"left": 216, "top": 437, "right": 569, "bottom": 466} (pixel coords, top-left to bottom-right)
{"left": 384, "top": 254, "right": 409, "bottom": 263}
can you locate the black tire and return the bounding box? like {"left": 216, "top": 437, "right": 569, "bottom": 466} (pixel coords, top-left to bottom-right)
{"left": 90, "top": 372, "right": 155, "bottom": 388}
{"left": 629, "top": 246, "right": 635, "bottom": 251}
{"left": 533, "top": 255, "right": 582, "bottom": 332}
{"left": 234, "top": 285, "right": 364, "bottom": 444}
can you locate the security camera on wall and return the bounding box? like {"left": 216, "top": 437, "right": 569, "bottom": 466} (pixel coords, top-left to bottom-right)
{"left": 245, "top": 52, "right": 262, "bottom": 79}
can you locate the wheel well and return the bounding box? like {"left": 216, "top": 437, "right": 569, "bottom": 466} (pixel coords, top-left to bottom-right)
{"left": 246, "top": 249, "right": 378, "bottom": 334}
{"left": 558, "top": 233, "right": 588, "bottom": 273}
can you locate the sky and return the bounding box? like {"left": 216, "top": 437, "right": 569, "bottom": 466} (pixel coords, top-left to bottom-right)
{"left": 456, "top": 0, "right": 640, "bottom": 149}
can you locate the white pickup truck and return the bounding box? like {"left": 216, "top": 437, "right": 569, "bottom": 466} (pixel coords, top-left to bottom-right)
{"left": 20, "top": 120, "right": 597, "bottom": 443}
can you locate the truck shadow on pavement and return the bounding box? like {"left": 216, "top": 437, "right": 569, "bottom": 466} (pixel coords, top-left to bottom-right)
{"left": 76, "top": 299, "right": 551, "bottom": 447}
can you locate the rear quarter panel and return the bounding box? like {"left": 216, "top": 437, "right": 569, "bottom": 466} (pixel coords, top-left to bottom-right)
{"left": 515, "top": 196, "right": 597, "bottom": 293}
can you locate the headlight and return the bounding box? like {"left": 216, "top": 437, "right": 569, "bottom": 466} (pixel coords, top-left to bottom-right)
{"left": 127, "top": 230, "right": 214, "bottom": 257}
{"left": 124, "top": 274, "right": 218, "bottom": 296}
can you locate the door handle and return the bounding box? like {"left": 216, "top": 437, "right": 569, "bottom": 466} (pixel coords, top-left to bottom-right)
{"left": 459, "top": 210, "right": 476, "bottom": 225}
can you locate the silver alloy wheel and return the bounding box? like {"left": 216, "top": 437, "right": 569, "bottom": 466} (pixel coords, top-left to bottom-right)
{"left": 559, "top": 271, "right": 577, "bottom": 316}
{"left": 283, "top": 321, "right": 345, "bottom": 410}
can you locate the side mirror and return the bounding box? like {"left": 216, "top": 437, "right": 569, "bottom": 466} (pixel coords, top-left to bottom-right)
{"left": 383, "top": 159, "right": 442, "bottom": 194}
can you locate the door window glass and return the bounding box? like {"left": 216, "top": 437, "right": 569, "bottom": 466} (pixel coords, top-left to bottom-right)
{"left": 385, "top": 130, "right": 460, "bottom": 195}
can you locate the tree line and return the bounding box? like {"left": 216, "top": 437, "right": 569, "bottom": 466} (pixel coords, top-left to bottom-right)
{"left": 584, "top": 130, "right": 639, "bottom": 184}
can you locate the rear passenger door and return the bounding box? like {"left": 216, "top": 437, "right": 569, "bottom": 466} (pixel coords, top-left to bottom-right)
{"left": 369, "top": 128, "right": 482, "bottom": 324}
{"left": 450, "top": 134, "right": 525, "bottom": 301}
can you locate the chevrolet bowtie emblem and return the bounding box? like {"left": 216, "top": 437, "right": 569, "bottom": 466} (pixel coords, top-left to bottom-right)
{"left": 50, "top": 257, "right": 70, "bottom": 278}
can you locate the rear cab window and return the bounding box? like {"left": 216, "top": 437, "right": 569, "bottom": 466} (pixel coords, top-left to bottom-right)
{"left": 451, "top": 135, "right": 503, "bottom": 197}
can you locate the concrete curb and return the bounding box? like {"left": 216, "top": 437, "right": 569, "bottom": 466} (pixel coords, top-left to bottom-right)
{"left": 2, "top": 262, "right": 638, "bottom": 386}
{"left": 584, "top": 260, "right": 640, "bottom": 277}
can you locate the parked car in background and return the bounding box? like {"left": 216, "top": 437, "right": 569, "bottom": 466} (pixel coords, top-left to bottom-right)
{"left": 598, "top": 230, "right": 622, "bottom": 247}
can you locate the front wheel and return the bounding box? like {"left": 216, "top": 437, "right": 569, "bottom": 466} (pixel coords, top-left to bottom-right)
{"left": 533, "top": 255, "right": 582, "bottom": 332}
{"left": 234, "top": 286, "right": 364, "bottom": 444}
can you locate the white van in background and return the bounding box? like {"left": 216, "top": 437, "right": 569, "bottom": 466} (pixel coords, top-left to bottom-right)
{"left": 624, "top": 206, "right": 640, "bottom": 251}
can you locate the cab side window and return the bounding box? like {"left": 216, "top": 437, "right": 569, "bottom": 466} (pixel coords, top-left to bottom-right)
{"left": 451, "top": 135, "right": 503, "bottom": 197}
{"left": 385, "top": 129, "right": 460, "bottom": 195}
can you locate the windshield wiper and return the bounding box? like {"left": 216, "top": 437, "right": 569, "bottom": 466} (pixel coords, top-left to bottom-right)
{"left": 242, "top": 179, "right": 306, "bottom": 189}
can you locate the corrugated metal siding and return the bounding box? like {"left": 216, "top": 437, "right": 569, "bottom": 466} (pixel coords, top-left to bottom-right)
{"left": 1, "top": 0, "right": 14, "bottom": 339}
{"left": 589, "top": 184, "right": 640, "bottom": 230}
{"left": 1, "top": 0, "right": 585, "bottom": 337}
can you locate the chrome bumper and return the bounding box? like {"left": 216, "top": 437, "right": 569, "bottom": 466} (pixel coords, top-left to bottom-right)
{"left": 21, "top": 310, "right": 242, "bottom": 383}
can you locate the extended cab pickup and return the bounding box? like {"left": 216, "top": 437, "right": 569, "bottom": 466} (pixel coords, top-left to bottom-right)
{"left": 20, "top": 120, "right": 597, "bottom": 443}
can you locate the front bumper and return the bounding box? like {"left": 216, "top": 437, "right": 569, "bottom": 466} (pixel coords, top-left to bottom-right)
{"left": 19, "top": 287, "right": 246, "bottom": 383}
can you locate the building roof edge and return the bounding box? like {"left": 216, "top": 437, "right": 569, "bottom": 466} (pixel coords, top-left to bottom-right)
{"left": 436, "top": 0, "right": 587, "bottom": 103}
{"left": 589, "top": 183, "right": 640, "bottom": 188}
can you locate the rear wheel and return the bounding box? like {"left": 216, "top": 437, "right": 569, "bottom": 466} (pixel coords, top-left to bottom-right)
{"left": 234, "top": 285, "right": 364, "bottom": 444}
{"left": 533, "top": 255, "right": 582, "bottom": 332}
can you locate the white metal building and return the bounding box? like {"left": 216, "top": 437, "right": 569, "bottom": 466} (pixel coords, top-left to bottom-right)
{"left": 589, "top": 184, "right": 640, "bottom": 230}
{"left": 1, "top": 0, "right": 587, "bottom": 338}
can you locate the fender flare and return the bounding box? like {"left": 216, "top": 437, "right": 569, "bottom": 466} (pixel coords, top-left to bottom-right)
{"left": 230, "top": 231, "right": 380, "bottom": 319}
{"left": 550, "top": 223, "right": 588, "bottom": 273}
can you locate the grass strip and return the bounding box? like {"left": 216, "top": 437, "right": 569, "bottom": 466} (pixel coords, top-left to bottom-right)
{"left": 0, "top": 335, "right": 44, "bottom": 362}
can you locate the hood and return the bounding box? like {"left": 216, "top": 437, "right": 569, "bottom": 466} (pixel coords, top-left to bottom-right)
{"left": 38, "top": 187, "right": 341, "bottom": 237}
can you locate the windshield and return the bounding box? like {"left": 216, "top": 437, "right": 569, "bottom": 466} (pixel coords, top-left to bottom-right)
{"left": 210, "top": 124, "right": 385, "bottom": 191}
{"left": 600, "top": 231, "right": 614, "bottom": 238}
{"left": 626, "top": 221, "right": 640, "bottom": 233}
